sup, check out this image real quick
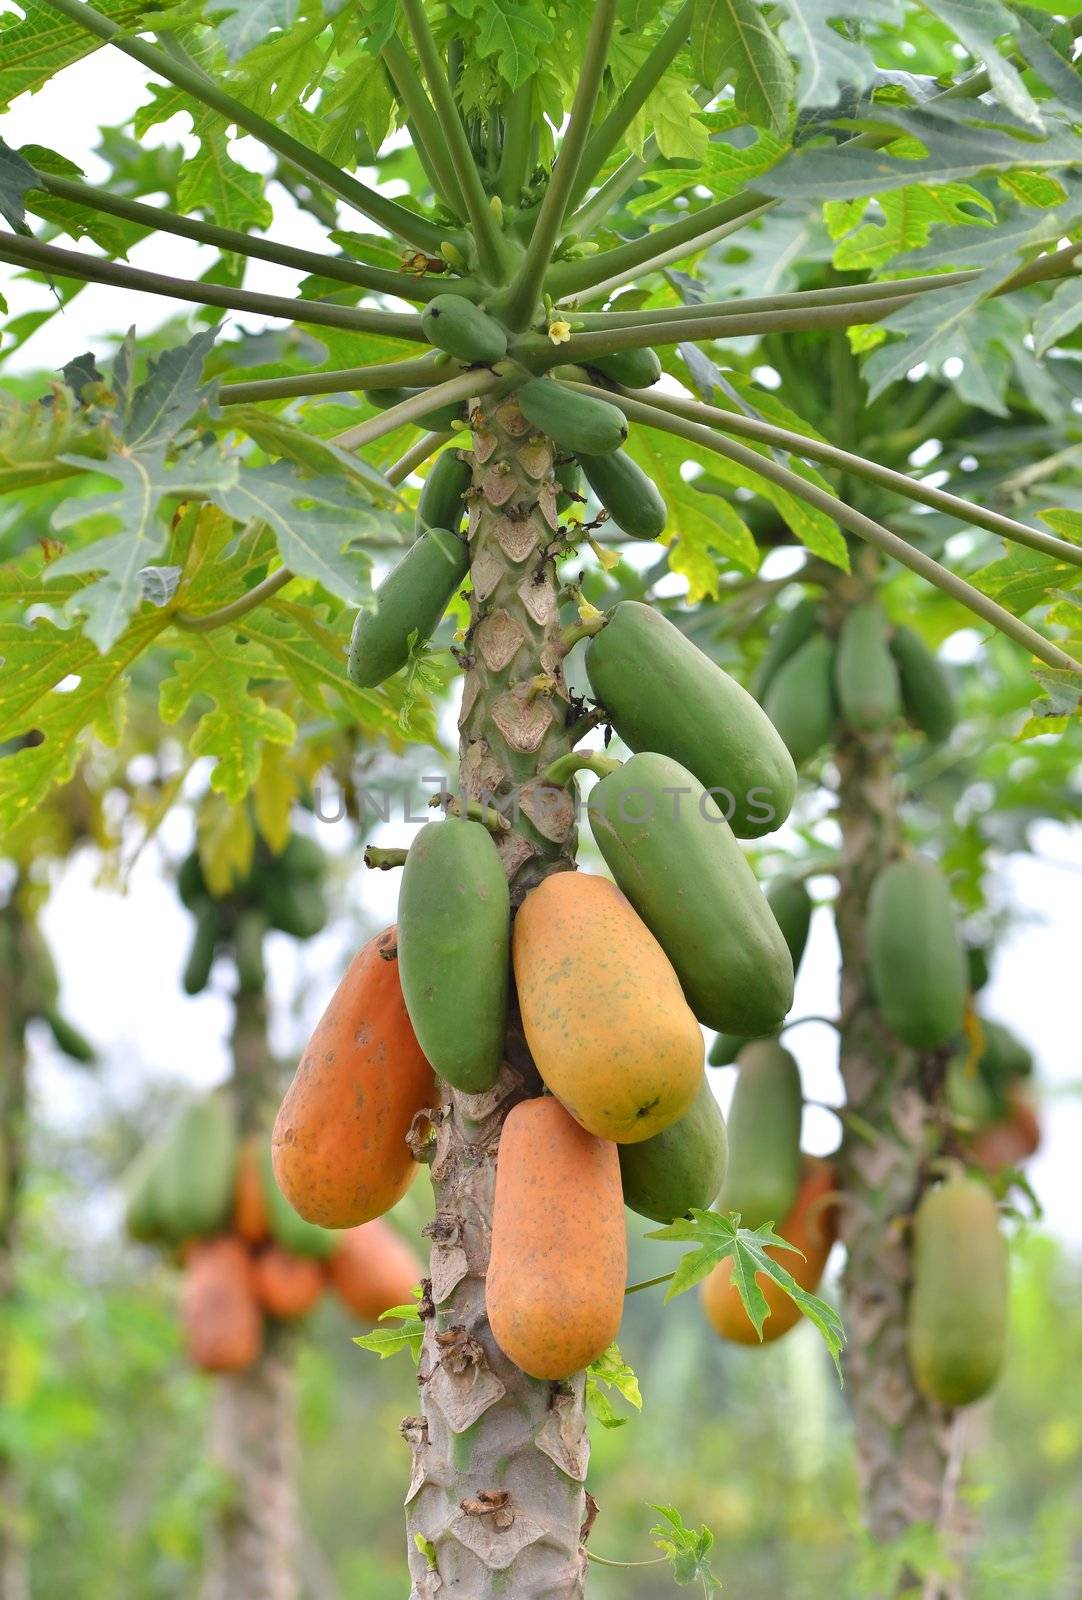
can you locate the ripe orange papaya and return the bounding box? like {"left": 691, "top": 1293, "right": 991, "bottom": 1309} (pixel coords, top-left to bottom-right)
{"left": 233, "top": 1133, "right": 270, "bottom": 1243}
{"left": 487, "top": 1096, "right": 626, "bottom": 1380}
{"left": 251, "top": 1245, "right": 324, "bottom": 1320}
{"left": 907, "top": 1171, "right": 1008, "bottom": 1407}
{"left": 272, "top": 927, "right": 437, "bottom": 1227}
{"left": 327, "top": 1219, "right": 423, "bottom": 1322}
{"left": 512, "top": 872, "right": 704, "bottom": 1143}
{"left": 970, "top": 1089, "right": 1040, "bottom": 1174}
{"left": 702, "top": 1157, "right": 837, "bottom": 1345}
{"left": 181, "top": 1237, "right": 263, "bottom": 1373}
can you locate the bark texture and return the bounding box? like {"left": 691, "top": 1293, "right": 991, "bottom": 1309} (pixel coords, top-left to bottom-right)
{"left": 403, "top": 399, "right": 590, "bottom": 1597}
{"left": 831, "top": 583, "right": 967, "bottom": 1598}
{"left": 202, "top": 976, "right": 300, "bottom": 1600}
{"left": 0, "top": 906, "right": 31, "bottom": 1600}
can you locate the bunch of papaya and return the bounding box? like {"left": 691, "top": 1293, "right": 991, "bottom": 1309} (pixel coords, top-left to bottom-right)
{"left": 907, "top": 1169, "right": 1009, "bottom": 1407}
{"left": 702, "top": 1156, "right": 838, "bottom": 1345}
{"left": 178, "top": 829, "right": 328, "bottom": 995}
{"left": 867, "top": 855, "right": 967, "bottom": 1050}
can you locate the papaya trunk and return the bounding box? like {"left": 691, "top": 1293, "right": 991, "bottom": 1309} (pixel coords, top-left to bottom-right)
{"left": 403, "top": 400, "right": 591, "bottom": 1595}
{"left": 833, "top": 595, "right": 968, "bottom": 1597}
{"left": 0, "top": 918, "right": 30, "bottom": 1600}
{"left": 203, "top": 981, "right": 300, "bottom": 1600}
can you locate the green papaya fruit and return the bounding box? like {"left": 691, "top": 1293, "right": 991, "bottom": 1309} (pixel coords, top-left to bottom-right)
{"left": 363, "top": 386, "right": 414, "bottom": 410}
{"left": 763, "top": 633, "right": 836, "bottom": 767}
{"left": 261, "top": 877, "right": 327, "bottom": 941}
{"left": 619, "top": 1076, "right": 728, "bottom": 1224}
{"left": 551, "top": 364, "right": 592, "bottom": 384}
{"left": 183, "top": 907, "right": 219, "bottom": 996}
{"left": 398, "top": 819, "right": 509, "bottom": 1094}
{"left": 835, "top": 603, "right": 901, "bottom": 732}
{"left": 749, "top": 596, "right": 820, "bottom": 702}
{"left": 578, "top": 450, "right": 667, "bottom": 540}
{"left": 588, "top": 752, "right": 794, "bottom": 1037}
{"left": 123, "top": 1134, "right": 170, "bottom": 1244}
{"left": 347, "top": 527, "right": 469, "bottom": 689}
{"left": 716, "top": 1040, "right": 803, "bottom": 1231}
{"left": 867, "top": 857, "right": 967, "bottom": 1050}
{"left": 907, "top": 1172, "right": 1008, "bottom": 1407}
{"left": 279, "top": 833, "right": 325, "bottom": 883}
{"left": 42, "top": 1008, "right": 96, "bottom": 1064}
{"left": 21, "top": 925, "right": 59, "bottom": 1017}
{"left": 966, "top": 943, "right": 991, "bottom": 995}
{"left": 234, "top": 909, "right": 268, "bottom": 991}
{"left": 177, "top": 850, "right": 207, "bottom": 911}
{"left": 260, "top": 1143, "right": 338, "bottom": 1258}
{"left": 590, "top": 347, "right": 662, "bottom": 388}
{"left": 517, "top": 379, "right": 628, "bottom": 455}
{"left": 154, "top": 1095, "right": 238, "bottom": 1244}
{"left": 890, "top": 625, "right": 957, "bottom": 743}
{"left": 585, "top": 601, "right": 796, "bottom": 839}
{"left": 946, "top": 1058, "right": 1001, "bottom": 1128}
{"left": 978, "top": 1019, "right": 1034, "bottom": 1084}
{"left": 417, "top": 449, "right": 471, "bottom": 534}
{"left": 708, "top": 1032, "right": 745, "bottom": 1068}
{"left": 705, "top": 876, "right": 812, "bottom": 1066}
{"left": 555, "top": 460, "right": 583, "bottom": 511}
{"left": 421, "top": 294, "right": 508, "bottom": 363}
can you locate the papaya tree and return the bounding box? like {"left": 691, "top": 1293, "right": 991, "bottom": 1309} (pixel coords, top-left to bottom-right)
{"left": 2, "top": 3, "right": 1082, "bottom": 1595}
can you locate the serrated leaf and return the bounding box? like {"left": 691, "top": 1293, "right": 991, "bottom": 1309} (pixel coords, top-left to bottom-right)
{"left": 213, "top": 0, "right": 301, "bottom": 62}
{"left": 450, "top": 0, "right": 555, "bottom": 90}
{"left": 585, "top": 1342, "right": 642, "bottom": 1430}
{"left": 650, "top": 1505, "right": 723, "bottom": 1594}
{"left": 0, "top": 0, "right": 144, "bottom": 111}
{"left": 922, "top": 0, "right": 1043, "bottom": 128}
{"left": 159, "top": 634, "right": 295, "bottom": 801}
{"left": 625, "top": 428, "right": 759, "bottom": 599}
{"left": 1033, "top": 279, "right": 1082, "bottom": 356}
{"left": 177, "top": 122, "right": 273, "bottom": 235}
{"left": 775, "top": 0, "right": 903, "bottom": 111}
{"left": 114, "top": 325, "right": 220, "bottom": 450}
{"left": 0, "top": 138, "right": 37, "bottom": 235}
{"left": 353, "top": 1297, "right": 425, "bottom": 1361}
{"left": 823, "top": 183, "right": 993, "bottom": 272}
{"left": 225, "top": 403, "right": 404, "bottom": 501}
{"left": 692, "top": 0, "right": 794, "bottom": 138}
{"left": 971, "top": 541, "right": 1082, "bottom": 613}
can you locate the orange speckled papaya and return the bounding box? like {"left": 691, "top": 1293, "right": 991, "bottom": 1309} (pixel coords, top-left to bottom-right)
{"left": 181, "top": 1237, "right": 263, "bottom": 1373}
{"left": 487, "top": 1096, "right": 626, "bottom": 1380}
{"left": 327, "top": 1219, "right": 423, "bottom": 1322}
{"left": 272, "top": 927, "right": 436, "bottom": 1227}
{"left": 512, "top": 873, "right": 703, "bottom": 1143}
{"left": 251, "top": 1245, "right": 324, "bottom": 1320}
{"left": 701, "top": 1157, "right": 837, "bottom": 1346}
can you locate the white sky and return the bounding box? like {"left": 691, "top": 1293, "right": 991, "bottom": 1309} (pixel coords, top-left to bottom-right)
{"left": 6, "top": 39, "right": 1082, "bottom": 1248}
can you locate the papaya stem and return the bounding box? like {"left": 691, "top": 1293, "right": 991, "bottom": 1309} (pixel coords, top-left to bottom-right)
{"left": 559, "top": 615, "right": 608, "bottom": 650}
{"left": 623, "top": 1271, "right": 674, "bottom": 1296}
{"left": 364, "top": 846, "right": 409, "bottom": 870}
{"left": 501, "top": 0, "right": 619, "bottom": 330}
{"left": 0, "top": 232, "right": 428, "bottom": 340}
{"left": 496, "top": 80, "right": 536, "bottom": 206}
{"left": 781, "top": 1016, "right": 843, "bottom": 1035}
{"left": 382, "top": 35, "right": 468, "bottom": 219}
{"left": 30, "top": 171, "right": 446, "bottom": 302}
{"left": 333, "top": 371, "right": 502, "bottom": 452}
{"left": 219, "top": 357, "right": 449, "bottom": 407}
{"left": 553, "top": 296, "right": 920, "bottom": 360}
{"left": 567, "top": 383, "right": 1082, "bottom": 674}
{"left": 40, "top": 0, "right": 452, "bottom": 254}
{"left": 566, "top": 0, "right": 695, "bottom": 213}
{"left": 584, "top": 1550, "right": 668, "bottom": 1568}
{"left": 566, "top": 206, "right": 778, "bottom": 308}
{"left": 541, "top": 751, "right": 622, "bottom": 787}
{"left": 430, "top": 793, "right": 511, "bottom": 834}
{"left": 398, "top": 0, "right": 505, "bottom": 281}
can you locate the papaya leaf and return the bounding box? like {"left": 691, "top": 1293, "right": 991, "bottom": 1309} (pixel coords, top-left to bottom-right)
{"left": 159, "top": 633, "right": 295, "bottom": 802}
{"left": 0, "top": 0, "right": 145, "bottom": 111}
{"left": 224, "top": 404, "right": 405, "bottom": 502}
{"left": 1034, "top": 280, "right": 1082, "bottom": 357}
{"left": 624, "top": 428, "right": 759, "bottom": 601}
{"left": 452, "top": 0, "right": 556, "bottom": 91}
{"left": 585, "top": 1342, "right": 642, "bottom": 1430}
{"left": 647, "top": 1208, "right": 845, "bottom": 1378}
{"left": 770, "top": 0, "right": 902, "bottom": 112}
{"left": 649, "top": 1505, "right": 723, "bottom": 1595}
{"left": 0, "top": 139, "right": 38, "bottom": 235}
{"left": 691, "top": 0, "right": 794, "bottom": 139}
{"left": 353, "top": 1294, "right": 426, "bottom": 1361}
{"left": 921, "top": 0, "right": 1043, "bottom": 129}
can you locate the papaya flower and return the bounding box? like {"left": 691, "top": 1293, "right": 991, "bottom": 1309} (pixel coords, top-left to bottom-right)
{"left": 547, "top": 319, "right": 572, "bottom": 344}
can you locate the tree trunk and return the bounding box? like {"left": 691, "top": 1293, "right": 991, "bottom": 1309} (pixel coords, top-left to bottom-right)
{"left": 403, "top": 400, "right": 591, "bottom": 1596}
{"left": 0, "top": 912, "right": 31, "bottom": 1600}
{"left": 831, "top": 581, "right": 967, "bottom": 1598}
{"left": 202, "top": 977, "right": 301, "bottom": 1600}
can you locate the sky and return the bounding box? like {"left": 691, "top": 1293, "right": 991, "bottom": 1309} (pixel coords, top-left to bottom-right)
{"left": 5, "top": 31, "right": 1081, "bottom": 1250}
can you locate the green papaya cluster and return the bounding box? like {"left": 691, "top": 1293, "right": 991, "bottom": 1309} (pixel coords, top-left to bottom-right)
{"left": 757, "top": 596, "right": 956, "bottom": 765}
{"left": 0, "top": 904, "right": 96, "bottom": 1063}
{"left": 867, "top": 855, "right": 967, "bottom": 1051}
{"left": 179, "top": 831, "right": 328, "bottom": 996}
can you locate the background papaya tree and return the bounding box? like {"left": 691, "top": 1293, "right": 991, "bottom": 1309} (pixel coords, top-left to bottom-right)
{"left": 2, "top": 2, "right": 1082, "bottom": 1595}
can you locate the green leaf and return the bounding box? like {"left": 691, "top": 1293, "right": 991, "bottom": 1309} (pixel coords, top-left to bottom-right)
{"left": 159, "top": 633, "right": 295, "bottom": 801}
{"left": 650, "top": 1505, "right": 723, "bottom": 1594}
{"left": 224, "top": 404, "right": 405, "bottom": 502}
{"left": 625, "top": 428, "right": 759, "bottom": 600}
{"left": 646, "top": 1208, "right": 846, "bottom": 1378}
{"left": 0, "top": 0, "right": 145, "bottom": 112}
{"left": 823, "top": 183, "right": 993, "bottom": 272}
{"left": 450, "top": 0, "right": 556, "bottom": 90}
{"left": 214, "top": 0, "right": 301, "bottom": 63}
{"left": 774, "top": 0, "right": 902, "bottom": 111}
{"left": 353, "top": 1299, "right": 425, "bottom": 1362}
{"left": 0, "top": 138, "right": 38, "bottom": 236}
{"left": 691, "top": 0, "right": 794, "bottom": 139}
{"left": 585, "top": 1342, "right": 642, "bottom": 1430}
{"left": 1033, "top": 279, "right": 1082, "bottom": 356}
{"left": 113, "top": 326, "right": 220, "bottom": 451}
{"left": 177, "top": 122, "right": 273, "bottom": 235}
{"left": 922, "top": 0, "right": 1043, "bottom": 128}
{"left": 0, "top": 384, "right": 113, "bottom": 496}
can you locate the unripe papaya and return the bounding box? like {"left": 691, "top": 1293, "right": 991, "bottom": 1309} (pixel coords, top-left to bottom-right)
{"left": 947, "top": 1057, "right": 1001, "bottom": 1129}
{"left": 890, "top": 625, "right": 956, "bottom": 743}
{"left": 177, "top": 850, "right": 207, "bottom": 910}
{"left": 181, "top": 1237, "right": 263, "bottom": 1373}
{"left": 763, "top": 633, "right": 836, "bottom": 767}
{"left": 124, "top": 1133, "right": 170, "bottom": 1244}
{"left": 260, "top": 877, "right": 326, "bottom": 940}
{"left": 555, "top": 459, "right": 582, "bottom": 510}
{"left": 421, "top": 294, "right": 508, "bottom": 363}
{"left": 42, "top": 1008, "right": 96, "bottom": 1063}
{"left": 749, "top": 596, "right": 820, "bottom": 702}
{"left": 183, "top": 906, "right": 219, "bottom": 995}
{"left": 233, "top": 1134, "right": 270, "bottom": 1244}
{"left": 517, "top": 379, "right": 628, "bottom": 455}
{"left": 868, "top": 857, "right": 967, "bottom": 1050}
{"left": 327, "top": 1219, "right": 423, "bottom": 1322}
{"left": 155, "top": 1095, "right": 238, "bottom": 1245}
{"left": 585, "top": 601, "right": 796, "bottom": 839}
{"left": 279, "top": 833, "right": 325, "bottom": 882}
{"left": 590, "top": 346, "right": 662, "bottom": 388}
{"left": 416, "top": 449, "right": 471, "bottom": 534}
{"left": 272, "top": 927, "right": 436, "bottom": 1226}
{"left": 716, "top": 1040, "right": 803, "bottom": 1231}
{"left": 907, "top": 1172, "right": 1008, "bottom": 1407}
{"left": 487, "top": 1096, "right": 626, "bottom": 1380}
{"left": 233, "top": 909, "right": 267, "bottom": 991}
{"left": 619, "top": 1077, "right": 728, "bottom": 1224}
{"left": 513, "top": 872, "right": 703, "bottom": 1143}
{"left": 835, "top": 603, "right": 901, "bottom": 732}
{"left": 347, "top": 526, "right": 469, "bottom": 688}
{"left": 978, "top": 1019, "right": 1034, "bottom": 1085}
{"left": 363, "top": 386, "right": 414, "bottom": 410}
{"left": 251, "top": 1245, "right": 324, "bottom": 1320}
{"left": 587, "top": 753, "right": 794, "bottom": 1037}
{"left": 708, "top": 1032, "right": 745, "bottom": 1068}
{"left": 398, "top": 819, "right": 509, "bottom": 1094}
{"left": 970, "top": 1089, "right": 1040, "bottom": 1174}
{"left": 578, "top": 450, "right": 667, "bottom": 540}
{"left": 966, "top": 943, "right": 991, "bottom": 995}
{"left": 706, "top": 875, "right": 812, "bottom": 1065}
{"left": 702, "top": 1156, "right": 836, "bottom": 1345}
